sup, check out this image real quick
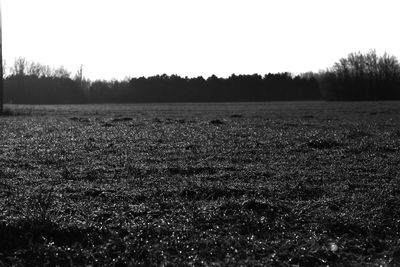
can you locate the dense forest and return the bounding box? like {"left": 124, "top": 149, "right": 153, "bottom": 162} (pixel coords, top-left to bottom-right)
{"left": 3, "top": 51, "right": 400, "bottom": 104}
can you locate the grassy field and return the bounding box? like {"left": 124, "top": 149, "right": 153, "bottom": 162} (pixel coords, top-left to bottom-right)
{"left": 0, "top": 101, "right": 400, "bottom": 266}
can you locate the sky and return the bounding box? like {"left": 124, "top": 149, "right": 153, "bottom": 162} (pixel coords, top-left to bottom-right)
{"left": 2, "top": 0, "right": 400, "bottom": 80}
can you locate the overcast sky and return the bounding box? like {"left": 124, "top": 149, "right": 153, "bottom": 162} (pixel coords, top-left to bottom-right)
{"left": 3, "top": 0, "right": 400, "bottom": 80}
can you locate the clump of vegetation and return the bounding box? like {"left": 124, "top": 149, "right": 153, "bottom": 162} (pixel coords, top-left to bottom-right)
{"left": 210, "top": 119, "right": 224, "bottom": 125}
{"left": 347, "top": 128, "right": 372, "bottom": 139}
{"left": 0, "top": 106, "right": 31, "bottom": 116}
{"left": 307, "top": 138, "right": 342, "bottom": 149}
{"left": 112, "top": 117, "right": 133, "bottom": 122}
{"left": 27, "top": 187, "right": 56, "bottom": 222}
{"left": 0, "top": 108, "right": 14, "bottom": 116}
{"left": 230, "top": 114, "right": 243, "bottom": 118}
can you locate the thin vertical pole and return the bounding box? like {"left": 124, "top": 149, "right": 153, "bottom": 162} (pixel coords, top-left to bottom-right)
{"left": 0, "top": 2, "right": 3, "bottom": 114}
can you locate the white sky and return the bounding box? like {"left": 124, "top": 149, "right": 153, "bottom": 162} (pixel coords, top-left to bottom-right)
{"left": 2, "top": 0, "right": 400, "bottom": 80}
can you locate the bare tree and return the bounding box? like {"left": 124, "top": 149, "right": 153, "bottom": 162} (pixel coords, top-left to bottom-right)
{"left": 319, "top": 50, "right": 400, "bottom": 100}
{"left": 74, "top": 64, "right": 83, "bottom": 82}
{"left": 53, "top": 66, "right": 71, "bottom": 79}
{"left": 12, "top": 57, "right": 28, "bottom": 76}
{"left": 27, "top": 61, "right": 52, "bottom": 78}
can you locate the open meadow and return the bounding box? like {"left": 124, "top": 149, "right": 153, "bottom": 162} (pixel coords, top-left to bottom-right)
{"left": 0, "top": 101, "right": 400, "bottom": 266}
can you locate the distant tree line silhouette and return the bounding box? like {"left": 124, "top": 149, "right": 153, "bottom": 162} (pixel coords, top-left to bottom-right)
{"left": 3, "top": 51, "right": 400, "bottom": 104}
{"left": 4, "top": 58, "right": 88, "bottom": 104}
{"left": 317, "top": 50, "right": 400, "bottom": 100}
{"left": 89, "top": 74, "right": 320, "bottom": 103}
{"left": 3, "top": 59, "right": 320, "bottom": 104}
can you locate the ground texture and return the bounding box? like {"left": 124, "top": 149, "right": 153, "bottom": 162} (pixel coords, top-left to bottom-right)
{"left": 0, "top": 102, "right": 400, "bottom": 266}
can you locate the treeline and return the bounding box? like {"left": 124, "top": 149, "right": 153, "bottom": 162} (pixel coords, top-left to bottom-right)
{"left": 318, "top": 50, "right": 400, "bottom": 100}
{"left": 3, "top": 51, "right": 400, "bottom": 104}
{"left": 4, "top": 58, "right": 88, "bottom": 104}
{"left": 89, "top": 74, "right": 320, "bottom": 103}
{"left": 3, "top": 59, "right": 320, "bottom": 104}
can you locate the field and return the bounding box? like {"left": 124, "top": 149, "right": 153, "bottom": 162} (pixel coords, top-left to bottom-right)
{"left": 0, "top": 101, "right": 400, "bottom": 266}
